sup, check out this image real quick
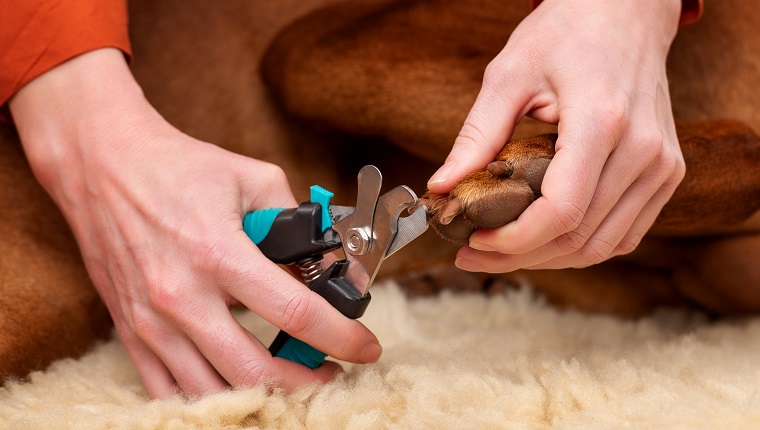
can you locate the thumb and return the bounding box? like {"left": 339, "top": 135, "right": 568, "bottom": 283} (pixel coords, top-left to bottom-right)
{"left": 239, "top": 158, "right": 299, "bottom": 211}
{"left": 427, "top": 78, "right": 528, "bottom": 194}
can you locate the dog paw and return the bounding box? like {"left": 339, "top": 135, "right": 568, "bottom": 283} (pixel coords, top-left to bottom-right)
{"left": 423, "top": 134, "right": 556, "bottom": 244}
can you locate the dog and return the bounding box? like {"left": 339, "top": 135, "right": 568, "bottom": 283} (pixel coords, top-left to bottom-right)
{"left": 1, "top": 0, "right": 758, "bottom": 384}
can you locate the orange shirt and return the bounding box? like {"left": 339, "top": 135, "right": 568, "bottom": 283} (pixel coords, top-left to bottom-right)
{"left": 0, "top": 1, "right": 703, "bottom": 113}
{"left": 0, "top": 0, "right": 132, "bottom": 108}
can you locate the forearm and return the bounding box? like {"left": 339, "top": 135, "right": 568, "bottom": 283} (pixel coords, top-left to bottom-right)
{"left": 0, "top": 0, "right": 131, "bottom": 120}
{"left": 529, "top": 0, "right": 702, "bottom": 26}
{"left": 9, "top": 48, "right": 164, "bottom": 205}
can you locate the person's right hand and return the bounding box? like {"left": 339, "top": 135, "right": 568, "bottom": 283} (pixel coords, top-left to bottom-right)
{"left": 428, "top": 0, "right": 685, "bottom": 273}
{"left": 9, "top": 48, "right": 382, "bottom": 398}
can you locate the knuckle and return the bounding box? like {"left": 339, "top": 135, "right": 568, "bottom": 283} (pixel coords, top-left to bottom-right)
{"left": 651, "top": 151, "right": 683, "bottom": 187}
{"left": 482, "top": 59, "right": 510, "bottom": 88}
{"left": 147, "top": 280, "right": 185, "bottom": 316}
{"left": 268, "top": 163, "right": 289, "bottom": 184}
{"left": 666, "top": 151, "right": 686, "bottom": 187}
{"left": 331, "top": 328, "right": 360, "bottom": 361}
{"left": 579, "top": 237, "right": 617, "bottom": 265}
{"left": 594, "top": 103, "right": 628, "bottom": 142}
{"left": 455, "top": 120, "right": 490, "bottom": 150}
{"left": 233, "top": 357, "right": 271, "bottom": 387}
{"left": 650, "top": 133, "right": 684, "bottom": 173}
{"left": 197, "top": 238, "right": 237, "bottom": 284}
{"left": 551, "top": 200, "right": 586, "bottom": 234}
{"left": 614, "top": 234, "right": 643, "bottom": 256}
{"left": 656, "top": 148, "right": 678, "bottom": 171}
{"left": 279, "top": 290, "right": 317, "bottom": 336}
{"left": 637, "top": 130, "right": 666, "bottom": 161}
{"left": 128, "top": 306, "right": 161, "bottom": 341}
{"left": 259, "top": 163, "right": 290, "bottom": 188}
{"left": 670, "top": 153, "right": 687, "bottom": 184}
{"left": 481, "top": 57, "right": 524, "bottom": 101}
{"left": 555, "top": 227, "right": 590, "bottom": 254}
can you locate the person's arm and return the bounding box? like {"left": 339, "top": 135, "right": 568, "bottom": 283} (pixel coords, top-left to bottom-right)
{"left": 8, "top": 47, "right": 381, "bottom": 398}
{"left": 0, "top": 0, "right": 132, "bottom": 111}
{"left": 428, "top": 0, "right": 687, "bottom": 273}
{"left": 530, "top": 0, "right": 703, "bottom": 26}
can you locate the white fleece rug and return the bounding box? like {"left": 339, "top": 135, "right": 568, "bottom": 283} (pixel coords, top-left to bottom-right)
{"left": 2, "top": 282, "right": 760, "bottom": 429}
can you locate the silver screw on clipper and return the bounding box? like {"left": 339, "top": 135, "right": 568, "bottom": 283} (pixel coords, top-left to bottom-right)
{"left": 345, "top": 227, "right": 371, "bottom": 255}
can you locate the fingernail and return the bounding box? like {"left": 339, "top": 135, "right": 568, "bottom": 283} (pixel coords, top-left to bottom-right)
{"left": 358, "top": 341, "right": 382, "bottom": 364}
{"left": 455, "top": 255, "right": 478, "bottom": 271}
{"left": 469, "top": 239, "right": 496, "bottom": 252}
{"left": 428, "top": 161, "right": 457, "bottom": 185}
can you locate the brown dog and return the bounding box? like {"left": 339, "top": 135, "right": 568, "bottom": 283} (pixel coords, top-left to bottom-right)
{"left": 1, "top": 0, "right": 758, "bottom": 383}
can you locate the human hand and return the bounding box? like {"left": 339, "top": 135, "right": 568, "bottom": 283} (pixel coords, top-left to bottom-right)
{"left": 427, "top": 0, "right": 686, "bottom": 272}
{"left": 10, "top": 48, "right": 381, "bottom": 398}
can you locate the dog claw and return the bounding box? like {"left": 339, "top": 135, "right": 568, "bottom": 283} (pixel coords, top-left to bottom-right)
{"left": 438, "top": 197, "right": 463, "bottom": 225}
{"left": 487, "top": 161, "right": 512, "bottom": 177}
{"left": 410, "top": 198, "right": 428, "bottom": 215}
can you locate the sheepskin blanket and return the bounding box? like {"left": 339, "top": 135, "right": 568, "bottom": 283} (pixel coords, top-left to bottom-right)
{"left": 2, "top": 282, "right": 760, "bottom": 429}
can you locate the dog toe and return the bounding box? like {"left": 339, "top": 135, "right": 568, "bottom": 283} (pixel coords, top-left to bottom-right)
{"left": 424, "top": 135, "right": 556, "bottom": 244}
{"left": 462, "top": 179, "right": 535, "bottom": 229}
{"left": 425, "top": 173, "right": 535, "bottom": 244}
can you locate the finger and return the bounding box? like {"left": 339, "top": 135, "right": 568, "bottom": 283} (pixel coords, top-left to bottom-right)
{"left": 220, "top": 233, "right": 381, "bottom": 364}
{"left": 134, "top": 315, "right": 229, "bottom": 396}
{"left": 454, "top": 246, "right": 513, "bottom": 273}
{"left": 456, "top": 183, "right": 639, "bottom": 271}
{"left": 468, "top": 107, "right": 617, "bottom": 255}
{"left": 236, "top": 159, "right": 298, "bottom": 210}
{"left": 183, "top": 298, "right": 344, "bottom": 390}
{"left": 465, "top": 143, "right": 683, "bottom": 273}
{"left": 525, "top": 164, "right": 675, "bottom": 269}
{"left": 470, "top": 126, "right": 658, "bottom": 260}
{"left": 604, "top": 81, "right": 683, "bottom": 255}
{"left": 228, "top": 158, "right": 380, "bottom": 365}
{"left": 611, "top": 159, "right": 683, "bottom": 258}
{"left": 427, "top": 62, "right": 532, "bottom": 194}
{"left": 533, "top": 93, "right": 682, "bottom": 267}
{"left": 116, "top": 325, "right": 177, "bottom": 399}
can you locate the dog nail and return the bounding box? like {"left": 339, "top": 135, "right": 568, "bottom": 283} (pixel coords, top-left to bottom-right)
{"left": 409, "top": 198, "right": 429, "bottom": 215}
{"left": 487, "top": 161, "right": 512, "bottom": 177}
{"left": 439, "top": 198, "right": 463, "bottom": 225}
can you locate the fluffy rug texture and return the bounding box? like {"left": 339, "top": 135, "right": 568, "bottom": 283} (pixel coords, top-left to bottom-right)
{"left": 2, "top": 282, "right": 760, "bottom": 429}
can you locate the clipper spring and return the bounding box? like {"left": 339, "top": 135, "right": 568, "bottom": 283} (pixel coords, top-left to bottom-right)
{"left": 299, "top": 256, "right": 325, "bottom": 284}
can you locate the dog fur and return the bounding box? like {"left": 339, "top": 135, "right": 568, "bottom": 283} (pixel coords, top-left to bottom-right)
{"left": 259, "top": 0, "right": 760, "bottom": 316}
{"left": 0, "top": 0, "right": 758, "bottom": 384}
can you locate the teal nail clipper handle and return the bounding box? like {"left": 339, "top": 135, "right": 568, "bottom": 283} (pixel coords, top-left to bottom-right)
{"left": 243, "top": 186, "right": 370, "bottom": 368}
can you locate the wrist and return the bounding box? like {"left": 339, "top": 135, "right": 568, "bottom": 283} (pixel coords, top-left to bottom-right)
{"left": 8, "top": 48, "right": 163, "bottom": 198}
{"left": 530, "top": 0, "right": 691, "bottom": 28}
{"left": 528, "top": 0, "right": 682, "bottom": 52}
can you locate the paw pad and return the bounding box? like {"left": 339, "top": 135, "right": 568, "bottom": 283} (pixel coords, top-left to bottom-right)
{"left": 425, "top": 134, "right": 556, "bottom": 244}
